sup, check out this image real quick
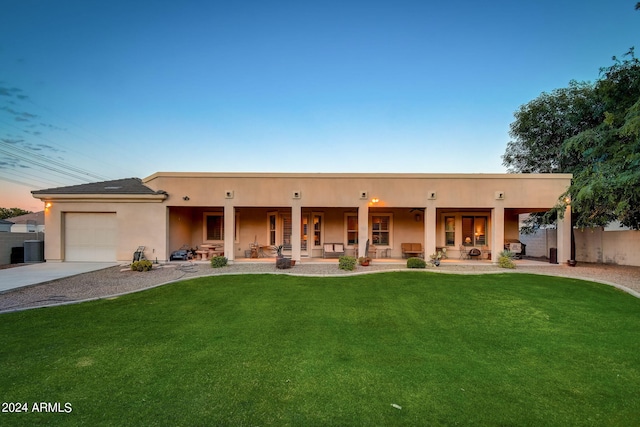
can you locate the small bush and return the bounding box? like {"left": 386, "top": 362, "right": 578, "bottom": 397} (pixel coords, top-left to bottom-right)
{"left": 339, "top": 256, "right": 357, "bottom": 271}
{"left": 498, "top": 250, "right": 516, "bottom": 269}
{"left": 210, "top": 256, "right": 228, "bottom": 268}
{"left": 276, "top": 258, "right": 292, "bottom": 269}
{"left": 131, "top": 260, "right": 153, "bottom": 272}
{"left": 407, "top": 257, "right": 427, "bottom": 268}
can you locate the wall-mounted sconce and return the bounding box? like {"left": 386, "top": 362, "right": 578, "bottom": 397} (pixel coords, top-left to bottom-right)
{"left": 183, "top": 196, "right": 190, "bottom": 201}
{"left": 45, "top": 202, "right": 52, "bottom": 208}
{"left": 371, "top": 198, "right": 379, "bottom": 204}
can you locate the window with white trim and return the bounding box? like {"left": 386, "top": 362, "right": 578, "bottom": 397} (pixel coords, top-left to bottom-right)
{"left": 312, "top": 214, "right": 322, "bottom": 246}
{"left": 462, "top": 216, "right": 487, "bottom": 246}
{"left": 301, "top": 215, "right": 308, "bottom": 251}
{"left": 282, "top": 213, "right": 292, "bottom": 251}
{"left": 268, "top": 213, "right": 277, "bottom": 245}
{"left": 445, "top": 216, "right": 455, "bottom": 246}
{"left": 204, "top": 213, "right": 224, "bottom": 242}
{"left": 345, "top": 214, "right": 358, "bottom": 245}
{"left": 371, "top": 215, "right": 391, "bottom": 245}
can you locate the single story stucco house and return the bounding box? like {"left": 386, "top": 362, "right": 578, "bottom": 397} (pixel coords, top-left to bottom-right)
{"left": 31, "top": 172, "right": 573, "bottom": 264}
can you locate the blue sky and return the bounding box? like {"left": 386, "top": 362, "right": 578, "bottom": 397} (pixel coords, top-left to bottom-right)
{"left": 1, "top": 0, "right": 638, "bottom": 211}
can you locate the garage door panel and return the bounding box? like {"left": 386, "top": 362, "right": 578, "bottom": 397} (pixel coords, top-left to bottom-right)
{"left": 65, "top": 213, "right": 117, "bottom": 262}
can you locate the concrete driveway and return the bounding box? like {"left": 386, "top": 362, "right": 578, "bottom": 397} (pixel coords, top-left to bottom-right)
{"left": 0, "top": 262, "right": 119, "bottom": 293}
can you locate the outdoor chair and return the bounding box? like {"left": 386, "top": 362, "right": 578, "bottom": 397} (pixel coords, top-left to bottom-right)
{"left": 401, "top": 243, "right": 424, "bottom": 258}
{"left": 459, "top": 245, "right": 470, "bottom": 260}
{"left": 510, "top": 242, "right": 523, "bottom": 259}
{"left": 322, "top": 243, "right": 345, "bottom": 258}
{"left": 468, "top": 248, "right": 481, "bottom": 260}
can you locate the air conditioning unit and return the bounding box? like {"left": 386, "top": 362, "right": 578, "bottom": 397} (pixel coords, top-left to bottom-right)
{"left": 24, "top": 240, "right": 44, "bottom": 263}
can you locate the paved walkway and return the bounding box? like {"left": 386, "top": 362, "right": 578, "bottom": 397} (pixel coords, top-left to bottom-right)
{"left": 0, "top": 262, "right": 118, "bottom": 292}
{"left": 0, "top": 259, "right": 639, "bottom": 313}
{"left": 0, "top": 258, "right": 543, "bottom": 293}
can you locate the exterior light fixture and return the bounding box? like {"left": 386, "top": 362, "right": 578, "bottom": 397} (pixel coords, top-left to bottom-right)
{"left": 183, "top": 196, "right": 190, "bottom": 201}
{"left": 45, "top": 202, "right": 52, "bottom": 208}
{"left": 371, "top": 198, "right": 379, "bottom": 203}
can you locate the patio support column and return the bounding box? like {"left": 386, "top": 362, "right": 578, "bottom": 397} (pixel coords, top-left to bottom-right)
{"left": 358, "top": 201, "right": 369, "bottom": 257}
{"left": 291, "top": 203, "right": 301, "bottom": 261}
{"left": 224, "top": 203, "right": 235, "bottom": 262}
{"left": 425, "top": 207, "right": 436, "bottom": 258}
{"left": 491, "top": 206, "right": 504, "bottom": 265}
{"left": 557, "top": 202, "right": 572, "bottom": 264}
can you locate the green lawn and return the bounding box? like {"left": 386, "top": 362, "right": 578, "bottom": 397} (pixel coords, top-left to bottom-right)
{"left": 1, "top": 272, "right": 639, "bottom": 426}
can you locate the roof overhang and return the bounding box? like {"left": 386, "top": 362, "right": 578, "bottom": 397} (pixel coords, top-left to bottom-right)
{"left": 31, "top": 193, "right": 168, "bottom": 203}
{"left": 144, "top": 171, "right": 574, "bottom": 182}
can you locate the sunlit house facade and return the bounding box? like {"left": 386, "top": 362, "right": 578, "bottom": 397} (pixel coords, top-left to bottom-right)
{"left": 32, "top": 172, "right": 573, "bottom": 264}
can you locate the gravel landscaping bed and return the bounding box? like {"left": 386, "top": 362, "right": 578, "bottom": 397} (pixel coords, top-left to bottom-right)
{"left": 1, "top": 261, "right": 638, "bottom": 313}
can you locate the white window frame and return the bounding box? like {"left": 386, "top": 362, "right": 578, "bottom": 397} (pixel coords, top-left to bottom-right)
{"left": 444, "top": 215, "right": 455, "bottom": 247}
{"left": 312, "top": 212, "right": 324, "bottom": 248}
{"left": 441, "top": 213, "right": 490, "bottom": 247}
{"left": 344, "top": 213, "right": 358, "bottom": 247}
{"left": 370, "top": 213, "right": 393, "bottom": 247}
{"left": 267, "top": 211, "right": 278, "bottom": 246}
{"left": 462, "top": 215, "right": 489, "bottom": 247}
{"left": 235, "top": 212, "right": 240, "bottom": 243}
{"left": 203, "top": 212, "right": 224, "bottom": 243}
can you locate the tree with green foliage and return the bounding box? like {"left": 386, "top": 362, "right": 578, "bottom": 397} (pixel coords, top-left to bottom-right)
{"left": 503, "top": 80, "right": 600, "bottom": 174}
{"left": 0, "top": 207, "right": 32, "bottom": 220}
{"left": 503, "top": 49, "right": 640, "bottom": 233}
{"left": 563, "top": 50, "right": 640, "bottom": 229}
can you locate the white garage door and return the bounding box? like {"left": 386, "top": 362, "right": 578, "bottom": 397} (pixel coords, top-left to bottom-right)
{"left": 65, "top": 213, "right": 117, "bottom": 262}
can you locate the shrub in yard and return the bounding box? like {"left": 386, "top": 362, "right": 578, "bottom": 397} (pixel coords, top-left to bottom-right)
{"left": 276, "top": 258, "right": 292, "bottom": 269}
{"left": 498, "top": 250, "right": 516, "bottom": 269}
{"left": 131, "top": 260, "right": 153, "bottom": 272}
{"left": 407, "top": 257, "right": 427, "bottom": 268}
{"left": 210, "top": 256, "right": 228, "bottom": 268}
{"left": 338, "top": 256, "right": 357, "bottom": 271}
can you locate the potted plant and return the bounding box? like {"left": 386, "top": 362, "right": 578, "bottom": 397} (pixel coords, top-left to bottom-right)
{"left": 358, "top": 256, "right": 371, "bottom": 266}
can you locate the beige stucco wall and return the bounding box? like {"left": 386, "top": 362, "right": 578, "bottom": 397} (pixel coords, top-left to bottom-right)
{"left": 575, "top": 228, "right": 640, "bottom": 266}
{"left": 41, "top": 198, "right": 166, "bottom": 262}
{"left": 34, "top": 172, "right": 572, "bottom": 263}
{"left": 146, "top": 172, "right": 571, "bottom": 262}
{"left": 144, "top": 172, "right": 570, "bottom": 210}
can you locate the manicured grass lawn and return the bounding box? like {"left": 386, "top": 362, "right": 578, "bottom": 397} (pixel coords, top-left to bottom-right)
{"left": 1, "top": 272, "right": 639, "bottom": 426}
